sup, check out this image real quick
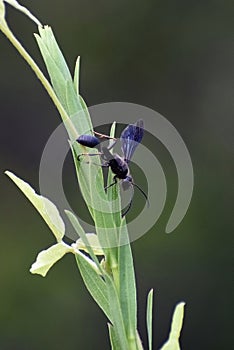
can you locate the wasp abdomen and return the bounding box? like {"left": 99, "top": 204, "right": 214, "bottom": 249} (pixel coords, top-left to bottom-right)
{"left": 77, "top": 135, "right": 100, "bottom": 148}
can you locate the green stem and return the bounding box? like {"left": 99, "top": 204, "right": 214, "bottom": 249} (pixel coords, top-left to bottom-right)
{"left": 111, "top": 262, "right": 119, "bottom": 293}
{"left": 1, "top": 23, "right": 77, "bottom": 139}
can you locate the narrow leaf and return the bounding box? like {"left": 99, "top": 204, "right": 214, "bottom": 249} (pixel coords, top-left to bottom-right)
{"left": 35, "top": 26, "right": 92, "bottom": 136}
{"left": 146, "top": 289, "right": 154, "bottom": 350}
{"left": 65, "top": 209, "right": 86, "bottom": 236}
{"left": 65, "top": 209, "right": 103, "bottom": 274}
{"left": 77, "top": 95, "right": 93, "bottom": 128}
{"left": 108, "top": 323, "right": 121, "bottom": 350}
{"left": 160, "top": 302, "right": 185, "bottom": 350}
{"left": 37, "top": 25, "right": 72, "bottom": 82}
{"left": 118, "top": 224, "right": 137, "bottom": 340}
{"left": 75, "top": 253, "right": 112, "bottom": 322}
{"left": 34, "top": 34, "right": 68, "bottom": 109}
{"left": 65, "top": 79, "right": 83, "bottom": 117}
{"left": 30, "top": 242, "right": 72, "bottom": 277}
{"left": 74, "top": 56, "right": 80, "bottom": 95}
{"left": 5, "top": 171, "right": 65, "bottom": 241}
{"left": 105, "top": 274, "right": 129, "bottom": 349}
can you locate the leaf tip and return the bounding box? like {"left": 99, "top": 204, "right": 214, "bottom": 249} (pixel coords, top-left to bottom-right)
{"left": 29, "top": 266, "right": 46, "bottom": 277}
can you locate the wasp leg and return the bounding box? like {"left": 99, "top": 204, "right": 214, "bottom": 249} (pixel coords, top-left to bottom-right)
{"left": 104, "top": 176, "right": 118, "bottom": 191}
{"left": 121, "top": 184, "right": 134, "bottom": 217}
{"left": 92, "top": 130, "right": 117, "bottom": 141}
{"left": 132, "top": 182, "right": 150, "bottom": 208}
{"left": 122, "top": 199, "right": 133, "bottom": 217}
{"left": 77, "top": 152, "right": 103, "bottom": 161}
{"left": 92, "top": 130, "right": 117, "bottom": 151}
{"left": 78, "top": 154, "right": 109, "bottom": 169}
{"left": 87, "top": 162, "right": 109, "bottom": 167}
{"left": 93, "top": 131, "right": 117, "bottom": 150}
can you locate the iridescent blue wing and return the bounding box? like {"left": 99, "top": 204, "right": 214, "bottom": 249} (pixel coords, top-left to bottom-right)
{"left": 120, "top": 119, "right": 144, "bottom": 162}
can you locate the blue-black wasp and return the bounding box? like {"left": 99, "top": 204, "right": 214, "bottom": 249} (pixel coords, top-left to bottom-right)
{"left": 77, "top": 120, "right": 149, "bottom": 216}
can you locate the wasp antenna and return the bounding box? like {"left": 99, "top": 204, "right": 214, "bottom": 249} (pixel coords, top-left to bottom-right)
{"left": 132, "top": 182, "right": 149, "bottom": 208}
{"left": 122, "top": 185, "right": 134, "bottom": 217}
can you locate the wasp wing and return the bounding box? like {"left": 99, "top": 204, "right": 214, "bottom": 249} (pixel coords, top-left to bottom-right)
{"left": 120, "top": 119, "right": 144, "bottom": 162}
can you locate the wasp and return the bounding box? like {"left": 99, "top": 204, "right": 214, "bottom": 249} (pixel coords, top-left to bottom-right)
{"left": 77, "top": 120, "right": 149, "bottom": 216}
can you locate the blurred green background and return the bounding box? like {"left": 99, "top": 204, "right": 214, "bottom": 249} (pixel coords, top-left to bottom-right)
{"left": 0, "top": 0, "right": 233, "bottom": 349}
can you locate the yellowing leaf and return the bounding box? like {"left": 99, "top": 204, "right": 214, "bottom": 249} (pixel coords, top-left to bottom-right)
{"left": 30, "top": 242, "right": 72, "bottom": 277}
{"left": 75, "top": 233, "right": 104, "bottom": 256}
{"left": 5, "top": 171, "right": 65, "bottom": 241}
{"left": 160, "top": 302, "right": 185, "bottom": 350}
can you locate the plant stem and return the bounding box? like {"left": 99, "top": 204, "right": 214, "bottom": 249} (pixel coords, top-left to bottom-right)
{"left": 1, "top": 23, "right": 77, "bottom": 139}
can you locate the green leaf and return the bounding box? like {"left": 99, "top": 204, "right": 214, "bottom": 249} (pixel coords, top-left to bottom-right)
{"left": 5, "top": 171, "right": 65, "bottom": 241}
{"left": 35, "top": 26, "right": 92, "bottom": 137}
{"left": 77, "top": 95, "right": 92, "bottom": 126}
{"left": 75, "top": 253, "right": 112, "bottom": 322}
{"left": 146, "top": 289, "right": 154, "bottom": 350}
{"left": 105, "top": 274, "right": 129, "bottom": 349}
{"left": 160, "top": 302, "right": 186, "bottom": 350}
{"left": 108, "top": 323, "right": 122, "bottom": 350}
{"left": 37, "top": 25, "right": 72, "bottom": 83}
{"left": 73, "top": 56, "right": 80, "bottom": 95}
{"left": 65, "top": 79, "right": 84, "bottom": 118}
{"left": 118, "top": 224, "right": 137, "bottom": 343}
{"left": 65, "top": 209, "right": 103, "bottom": 276}
{"left": 34, "top": 33, "right": 69, "bottom": 110}
{"left": 30, "top": 242, "right": 72, "bottom": 277}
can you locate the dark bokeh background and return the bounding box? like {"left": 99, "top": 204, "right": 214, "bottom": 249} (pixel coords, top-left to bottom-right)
{"left": 0, "top": 1, "right": 233, "bottom": 349}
